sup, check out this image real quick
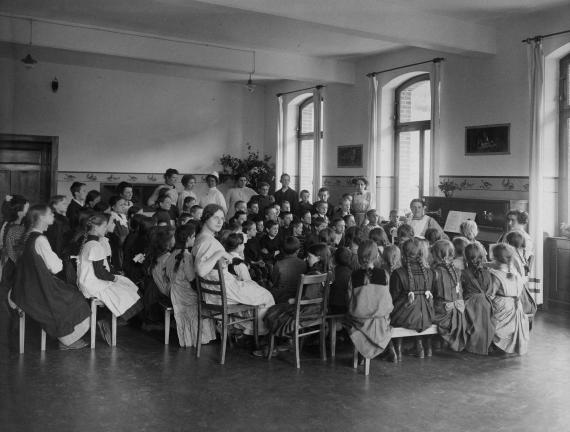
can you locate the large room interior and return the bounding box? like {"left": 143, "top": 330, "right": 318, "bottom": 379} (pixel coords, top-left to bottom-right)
{"left": 1, "top": 1, "right": 570, "bottom": 431}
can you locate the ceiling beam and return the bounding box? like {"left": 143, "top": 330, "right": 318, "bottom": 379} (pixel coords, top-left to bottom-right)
{"left": 189, "top": 0, "right": 497, "bottom": 55}
{"left": 0, "top": 15, "right": 355, "bottom": 84}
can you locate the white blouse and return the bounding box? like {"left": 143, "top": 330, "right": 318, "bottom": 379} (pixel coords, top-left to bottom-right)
{"left": 33, "top": 231, "right": 63, "bottom": 274}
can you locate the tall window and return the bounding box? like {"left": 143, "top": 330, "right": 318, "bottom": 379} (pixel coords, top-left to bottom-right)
{"left": 297, "top": 97, "right": 323, "bottom": 194}
{"left": 561, "top": 54, "right": 570, "bottom": 178}
{"left": 394, "top": 74, "right": 431, "bottom": 209}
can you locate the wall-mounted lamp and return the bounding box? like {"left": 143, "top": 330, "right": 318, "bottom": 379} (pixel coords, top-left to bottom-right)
{"left": 244, "top": 51, "right": 256, "bottom": 93}
{"left": 51, "top": 77, "right": 59, "bottom": 93}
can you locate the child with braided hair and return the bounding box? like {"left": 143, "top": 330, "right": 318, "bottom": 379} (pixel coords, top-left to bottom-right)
{"left": 487, "top": 243, "right": 530, "bottom": 355}
{"left": 504, "top": 230, "right": 537, "bottom": 316}
{"left": 461, "top": 242, "right": 495, "bottom": 355}
{"left": 166, "top": 223, "right": 216, "bottom": 348}
{"left": 431, "top": 240, "right": 468, "bottom": 352}
{"left": 347, "top": 240, "right": 396, "bottom": 362}
{"left": 389, "top": 238, "right": 434, "bottom": 359}
{"left": 77, "top": 213, "right": 142, "bottom": 345}
{"left": 382, "top": 245, "right": 401, "bottom": 276}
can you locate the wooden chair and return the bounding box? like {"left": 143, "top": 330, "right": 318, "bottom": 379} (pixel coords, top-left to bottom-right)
{"left": 267, "top": 272, "right": 331, "bottom": 368}
{"left": 160, "top": 300, "right": 174, "bottom": 345}
{"left": 17, "top": 308, "right": 47, "bottom": 354}
{"left": 195, "top": 260, "right": 259, "bottom": 364}
{"left": 89, "top": 298, "right": 117, "bottom": 348}
{"left": 326, "top": 313, "right": 345, "bottom": 358}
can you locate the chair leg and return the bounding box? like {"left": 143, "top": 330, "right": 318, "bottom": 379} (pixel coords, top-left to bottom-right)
{"left": 267, "top": 334, "right": 275, "bottom": 359}
{"left": 90, "top": 301, "right": 97, "bottom": 349}
{"left": 164, "top": 309, "right": 170, "bottom": 345}
{"left": 320, "top": 322, "right": 327, "bottom": 361}
{"left": 220, "top": 323, "right": 228, "bottom": 365}
{"left": 330, "top": 318, "right": 337, "bottom": 358}
{"left": 111, "top": 314, "right": 117, "bottom": 347}
{"left": 364, "top": 358, "right": 370, "bottom": 376}
{"left": 253, "top": 308, "right": 259, "bottom": 350}
{"left": 196, "top": 316, "right": 202, "bottom": 358}
{"left": 294, "top": 332, "right": 301, "bottom": 369}
{"left": 395, "top": 338, "right": 403, "bottom": 362}
{"left": 353, "top": 346, "right": 358, "bottom": 369}
{"left": 41, "top": 329, "right": 46, "bottom": 352}
{"left": 19, "top": 311, "right": 25, "bottom": 354}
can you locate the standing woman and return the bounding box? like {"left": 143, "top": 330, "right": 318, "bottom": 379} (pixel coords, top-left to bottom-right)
{"left": 350, "top": 177, "right": 371, "bottom": 226}
{"left": 199, "top": 172, "right": 228, "bottom": 214}
{"left": 147, "top": 168, "right": 179, "bottom": 208}
{"left": 192, "top": 204, "right": 274, "bottom": 336}
{"left": 13, "top": 205, "right": 91, "bottom": 349}
{"left": 408, "top": 198, "right": 443, "bottom": 239}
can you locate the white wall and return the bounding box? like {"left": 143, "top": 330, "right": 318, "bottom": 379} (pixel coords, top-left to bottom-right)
{"left": 0, "top": 58, "right": 266, "bottom": 174}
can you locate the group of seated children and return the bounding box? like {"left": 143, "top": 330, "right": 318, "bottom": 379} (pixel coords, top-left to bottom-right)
{"left": 0, "top": 175, "right": 536, "bottom": 366}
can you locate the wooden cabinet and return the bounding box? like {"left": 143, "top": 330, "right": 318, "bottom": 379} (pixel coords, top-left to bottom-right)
{"left": 544, "top": 237, "right": 570, "bottom": 310}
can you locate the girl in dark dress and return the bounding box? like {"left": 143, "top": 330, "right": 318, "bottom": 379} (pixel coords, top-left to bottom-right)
{"left": 263, "top": 243, "right": 331, "bottom": 338}
{"left": 45, "top": 195, "right": 72, "bottom": 259}
{"left": 431, "top": 240, "right": 468, "bottom": 352}
{"left": 461, "top": 242, "right": 495, "bottom": 355}
{"left": 390, "top": 238, "right": 435, "bottom": 358}
{"left": 123, "top": 215, "right": 154, "bottom": 287}
{"left": 13, "top": 205, "right": 90, "bottom": 349}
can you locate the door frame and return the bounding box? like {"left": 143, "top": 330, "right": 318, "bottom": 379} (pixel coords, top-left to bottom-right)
{"left": 0, "top": 134, "right": 59, "bottom": 199}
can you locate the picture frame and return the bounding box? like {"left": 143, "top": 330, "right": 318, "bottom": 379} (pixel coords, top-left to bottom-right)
{"left": 465, "top": 124, "right": 510, "bottom": 155}
{"left": 337, "top": 145, "right": 363, "bottom": 168}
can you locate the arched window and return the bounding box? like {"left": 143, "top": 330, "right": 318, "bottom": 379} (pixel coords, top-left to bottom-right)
{"left": 297, "top": 96, "right": 323, "bottom": 194}
{"left": 394, "top": 74, "right": 431, "bottom": 208}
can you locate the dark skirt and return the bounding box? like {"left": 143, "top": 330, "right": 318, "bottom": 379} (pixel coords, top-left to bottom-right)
{"left": 263, "top": 303, "right": 320, "bottom": 337}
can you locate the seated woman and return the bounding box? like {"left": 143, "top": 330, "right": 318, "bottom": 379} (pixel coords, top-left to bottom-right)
{"left": 407, "top": 199, "right": 442, "bottom": 239}
{"left": 13, "top": 205, "right": 91, "bottom": 350}
{"left": 166, "top": 223, "right": 216, "bottom": 348}
{"left": 389, "top": 238, "right": 435, "bottom": 358}
{"left": 347, "top": 240, "right": 395, "bottom": 362}
{"left": 488, "top": 244, "right": 530, "bottom": 355}
{"left": 262, "top": 243, "right": 330, "bottom": 342}
{"left": 77, "top": 213, "right": 142, "bottom": 344}
{"left": 461, "top": 242, "right": 495, "bottom": 355}
{"left": 430, "top": 240, "right": 468, "bottom": 352}
{"left": 153, "top": 191, "right": 176, "bottom": 227}
{"left": 193, "top": 204, "right": 274, "bottom": 337}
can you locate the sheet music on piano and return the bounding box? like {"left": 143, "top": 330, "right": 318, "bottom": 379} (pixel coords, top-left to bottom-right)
{"left": 443, "top": 210, "right": 477, "bottom": 233}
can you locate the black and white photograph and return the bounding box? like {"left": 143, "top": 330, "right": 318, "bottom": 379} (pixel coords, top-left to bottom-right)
{"left": 1, "top": 1, "right": 570, "bottom": 431}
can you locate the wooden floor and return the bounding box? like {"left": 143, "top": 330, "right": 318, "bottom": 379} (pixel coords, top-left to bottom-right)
{"left": 2, "top": 310, "right": 570, "bottom": 432}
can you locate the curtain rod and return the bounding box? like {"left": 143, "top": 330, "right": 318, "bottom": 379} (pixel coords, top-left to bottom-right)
{"left": 522, "top": 29, "right": 570, "bottom": 44}
{"left": 276, "top": 85, "right": 325, "bottom": 98}
{"left": 366, "top": 57, "right": 445, "bottom": 78}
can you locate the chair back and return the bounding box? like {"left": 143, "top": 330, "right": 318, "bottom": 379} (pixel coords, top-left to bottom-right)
{"left": 293, "top": 272, "right": 331, "bottom": 328}
{"left": 195, "top": 259, "right": 229, "bottom": 313}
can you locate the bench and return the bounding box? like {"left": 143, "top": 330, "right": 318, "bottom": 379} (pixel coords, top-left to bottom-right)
{"left": 17, "top": 308, "right": 47, "bottom": 354}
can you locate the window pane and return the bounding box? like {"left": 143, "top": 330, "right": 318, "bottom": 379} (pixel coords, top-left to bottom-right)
{"left": 397, "top": 131, "right": 420, "bottom": 210}
{"left": 399, "top": 80, "right": 431, "bottom": 122}
{"left": 423, "top": 130, "right": 431, "bottom": 195}
{"left": 567, "top": 64, "right": 570, "bottom": 106}
{"left": 301, "top": 102, "right": 314, "bottom": 133}
{"left": 299, "top": 139, "right": 314, "bottom": 193}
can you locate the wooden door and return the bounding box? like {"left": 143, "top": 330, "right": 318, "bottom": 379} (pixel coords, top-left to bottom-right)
{"left": 0, "top": 135, "right": 58, "bottom": 205}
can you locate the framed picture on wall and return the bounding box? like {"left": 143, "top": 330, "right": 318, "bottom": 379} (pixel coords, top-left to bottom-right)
{"left": 337, "top": 145, "right": 363, "bottom": 168}
{"left": 465, "top": 124, "right": 510, "bottom": 155}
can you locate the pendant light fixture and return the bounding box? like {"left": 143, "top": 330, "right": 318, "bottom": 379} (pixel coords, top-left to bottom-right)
{"left": 245, "top": 51, "right": 256, "bottom": 93}
{"left": 21, "top": 19, "right": 38, "bottom": 69}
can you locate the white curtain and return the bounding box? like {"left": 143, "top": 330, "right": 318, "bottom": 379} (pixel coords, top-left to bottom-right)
{"left": 367, "top": 76, "right": 379, "bottom": 209}
{"left": 276, "top": 95, "right": 284, "bottom": 191}
{"left": 430, "top": 60, "right": 443, "bottom": 196}
{"left": 527, "top": 40, "right": 544, "bottom": 305}
{"left": 313, "top": 86, "right": 324, "bottom": 196}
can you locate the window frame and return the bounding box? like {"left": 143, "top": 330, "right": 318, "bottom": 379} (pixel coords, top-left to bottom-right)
{"left": 393, "top": 73, "right": 431, "bottom": 209}
{"left": 559, "top": 54, "right": 570, "bottom": 225}
{"left": 296, "top": 96, "right": 323, "bottom": 195}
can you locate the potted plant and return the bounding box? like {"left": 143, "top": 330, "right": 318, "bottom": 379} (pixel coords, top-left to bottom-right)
{"left": 219, "top": 144, "right": 275, "bottom": 191}
{"left": 438, "top": 179, "right": 461, "bottom": 198}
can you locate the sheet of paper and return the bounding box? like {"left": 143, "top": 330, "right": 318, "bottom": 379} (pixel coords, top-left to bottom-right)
{"left": 443, "top": 210, "right": 477, "bottom": 233}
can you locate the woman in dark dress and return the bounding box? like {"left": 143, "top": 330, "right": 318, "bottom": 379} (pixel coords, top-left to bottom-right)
{"left": 13, "top": 205, "right": 90, "bottom": 349}
{"left": 45, "top": 195, "right": 72, "bottom": 259}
